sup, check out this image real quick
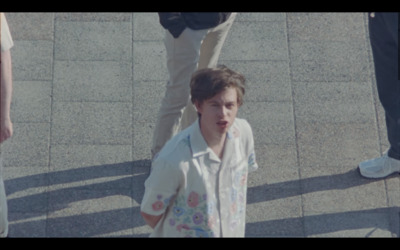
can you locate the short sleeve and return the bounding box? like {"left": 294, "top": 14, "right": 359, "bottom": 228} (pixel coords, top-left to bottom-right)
{"left": 1, "top": 13, "right": 14, "bottom": 51}
{"left": 140, "top": 159, "right": 182, "bottom": 216}
{"left": 238, "top": 119, "right": 258, "bottom": 172}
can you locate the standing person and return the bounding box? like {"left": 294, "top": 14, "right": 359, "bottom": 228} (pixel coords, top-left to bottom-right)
{"left": 151, "top": 12, "right": 237, "bottom": 159}
{"left": 141, "top": 66, "right": 258, "bottom": 237}
{"left": 0, "top": 12, "right": 14, "bottom": 237}
{"left": 358, "top": 12, "right": 400, "bottom": 178}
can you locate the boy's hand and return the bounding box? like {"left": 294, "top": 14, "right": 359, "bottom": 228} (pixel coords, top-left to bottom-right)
{"left": 0, "top": 118, "right": 13, "bottom": 143}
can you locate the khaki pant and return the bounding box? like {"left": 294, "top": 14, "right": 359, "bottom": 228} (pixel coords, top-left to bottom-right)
{"left": 0, "top": 156, "right": 8, "bottom": 237}
{"left": 151, "top": 13, "right": 237, "bottom": 157}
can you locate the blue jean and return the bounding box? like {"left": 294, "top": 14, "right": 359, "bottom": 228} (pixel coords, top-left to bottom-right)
{"left": 369, "top": 12, "right": 400, "bottom": 160}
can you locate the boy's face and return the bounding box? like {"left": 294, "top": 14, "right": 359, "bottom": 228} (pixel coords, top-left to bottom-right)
{"left": 195, "top": 87, "right": 239, "bottom": 138}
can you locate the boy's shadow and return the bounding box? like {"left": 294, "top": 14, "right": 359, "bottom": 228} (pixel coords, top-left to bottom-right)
{"left": 5, "top": 160, "right": 151, "bottom": 237}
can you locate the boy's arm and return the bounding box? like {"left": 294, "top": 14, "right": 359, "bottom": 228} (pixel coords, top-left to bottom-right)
{"left": 140, "top": 211, "right": 163, "bottom": 229}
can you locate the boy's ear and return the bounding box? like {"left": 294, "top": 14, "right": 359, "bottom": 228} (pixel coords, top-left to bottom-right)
{"left": 194, "top": 100, "right": 202, "bottom": 115}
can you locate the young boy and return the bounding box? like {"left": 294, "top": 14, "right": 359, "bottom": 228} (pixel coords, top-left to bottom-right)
{"left": 141, "top": 65, "right": 258, "bottom": 237}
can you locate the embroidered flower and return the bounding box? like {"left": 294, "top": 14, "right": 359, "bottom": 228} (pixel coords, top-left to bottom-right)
{"left": 231, "top": 202, "right": 237, "bottom": 214}
{"left": 231, "top": 188, "right": 237, "bottom": 202}
{"left": 207, "top": 216, "right": 216, "bottom": 228}
{"left": 207, "top": 202, "right": 214, "bottom": 215}
{"left": 173, "top": 206, "right": 185, "bottom": 217}
{"left": 169, "top": 218, "right": 176, "bottom": 226}
{"left": 240, "top": 173, "right": 247, "bottom": 186}
{"left": 187, "top": 191, "right": 199, "bottom": 208}
{"left": 192, "top": 212, "right": 204, "bottom": 225}
{"left": 194, "top": 228, "right": 210, "bottom": 237}
{"left": 176, "top": 224, "right": 190, "bottom": 232}
{"left": 152, "top": 200, "right": 163, "bottom": 211}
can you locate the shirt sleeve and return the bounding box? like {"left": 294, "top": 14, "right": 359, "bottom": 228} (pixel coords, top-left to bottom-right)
{"left": 1, "top": 13, "right": 14, "bottom": 51}
{"left": 241, "top": 119, "right": 258, "bottom": 172}
{"left": 140, "top": 158, "right": 182, "bottom": 216}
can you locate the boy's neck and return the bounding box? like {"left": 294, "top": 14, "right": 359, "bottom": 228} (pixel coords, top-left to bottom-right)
{"left": 199, "top": 120, "right": 227, "bottom": 159}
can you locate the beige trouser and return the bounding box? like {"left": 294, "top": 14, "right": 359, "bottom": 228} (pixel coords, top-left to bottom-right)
{"left": 0, "top": 155, "right": 8, "bottom": 237}
{"left": 151, "top": 13, "right": 237, "bottom": 157}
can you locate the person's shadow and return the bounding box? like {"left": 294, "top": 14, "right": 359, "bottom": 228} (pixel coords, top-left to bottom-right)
{"left": 6, "top": 162, "right": 399, "bottom": 237}
{"left": 5, "top": 160, "right": 151, "bottom": 237}
{"left": 246, "top": 168, "right": 400, "bottom": 237}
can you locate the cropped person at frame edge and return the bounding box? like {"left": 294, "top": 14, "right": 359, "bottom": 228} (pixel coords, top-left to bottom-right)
{"left": 1, "top": 12, "right": 15, "bottom": 238}
{"left": 151, "top": 12, "right": 237, "bottom": 159}
{"left": 358, "top": 13, "right": 400, "bottom": 178}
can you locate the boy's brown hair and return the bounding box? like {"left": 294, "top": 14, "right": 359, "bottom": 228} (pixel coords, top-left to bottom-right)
{"left": 190, "top": 65, "right": 246, "bottom": 106}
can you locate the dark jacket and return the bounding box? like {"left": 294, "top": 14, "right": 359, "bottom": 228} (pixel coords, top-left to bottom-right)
{"left": 158, "top": 12, "right": 231, "bottom": 38}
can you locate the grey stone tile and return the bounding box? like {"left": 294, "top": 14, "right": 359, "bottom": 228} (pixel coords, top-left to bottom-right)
{"left": 50, "top": 145, "right": 132, "bottom": 170}
{"left": 54, "top": 21, "right": 132, "bottom": 61}
{"left": 287, "top": 12, "right": 366, "bottom": 41}
{"left": 133, "top": 41, "right": 167, "bottom": 81}
{"left": 300, "top": 165, "right": 388, "bottom": 213}
{"left": 246, "top": 196, "right": 303, "bottom": 237}
{"left": 221, "top": 21, "right": 288, "bottom": 61}
{"left": 304, "top": 211, "right": 393, "bottom": 237}
{"left": 237, "top": 12, "right": 286, "bottom": 22}
{"left": 386, "top": 177, "right": 400, "bottom": 207}
{"left": 10, "top": 81, "right": 52, "bottom": 123}
{"left": 239, "top": 102, "right": 295, "bottom": 145}
{"left": 8, "top": 212, "right": 47, "bottom": 237}
{"left": 1, "top": 123, "right": 50, "bottom": 167}
{"left": 47, "top": 190, "right": 134, "bottom": 237}
{"left": 48, "top": 146, "right": 134, "bottom": 189}
{"left": 290, "top": 40, "right": 370, "bottom": 82}
{"left": 248, "top": 144, "right": 299, "bottom": 187}
{"left": 6, "top": 12, "right": 54, "bottom": 40}
{"left": 133, "top": 12, "right": 164, "bottom": 41}
{"left": 53, "top": 61, "right": 133, "bottom": 102}
{"left": 133, "top": 81, "right": 164, "bottom": 123}
{"left": 55, "top": 12, "right": 132, "bottom": 22}
{"left": 296, "top": 121, "right": 380, "bottom": 167}
{"left": 51, "top": 102, "right": 132, "bottom": 145}
{"left": 132, "top": 121, "right": 154, "bottom": 162}
{"left": 11, "top": 41, "right": 54, "bottom": 81}
{"left": 4, "top": 166, "right": 49, "bottom": 213}
{"left": 293, "top": 81, "right": 376, "bottom": 123}
{"left": 222, "top": 60, "right": 292, "bottom": 102}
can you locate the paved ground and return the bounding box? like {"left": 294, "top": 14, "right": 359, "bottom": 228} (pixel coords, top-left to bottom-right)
{"left": 1, "top": 12, "right": 399, "bottom": 237}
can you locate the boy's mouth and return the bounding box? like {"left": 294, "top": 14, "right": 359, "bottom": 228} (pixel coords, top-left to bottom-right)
{"left": 216, "top": 120, "right": 228, "bottom": 128}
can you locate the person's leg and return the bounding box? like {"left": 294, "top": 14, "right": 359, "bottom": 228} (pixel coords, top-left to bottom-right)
{"left": 370, "top": 13, "right": 400, "bottom": 160}
{"left": 181, "top": 13, "right": 237, "bottom": 130}
{"left": 359, "top": 12, "right": 400, "bottom": 178}
{"left": 0, "top": 156, "right": 8, "bottom": 237}
{"left": 151, "top": 28, "right": 208, "bottom": 158}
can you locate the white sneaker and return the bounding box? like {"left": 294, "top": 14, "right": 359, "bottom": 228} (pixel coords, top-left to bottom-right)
{"left": 358, "top": 153, "right": 400, "bottom": 178}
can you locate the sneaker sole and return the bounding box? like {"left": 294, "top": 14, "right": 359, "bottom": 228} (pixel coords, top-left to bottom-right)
{"left": 358, "top": 165, "right": 400, "bottom": 179}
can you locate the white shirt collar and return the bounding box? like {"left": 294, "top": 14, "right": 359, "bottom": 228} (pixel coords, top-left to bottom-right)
{"left": 189, "top": 119, "right": 235, "bottom": 163}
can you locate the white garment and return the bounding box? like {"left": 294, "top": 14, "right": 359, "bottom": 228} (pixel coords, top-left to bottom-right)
{"left": 141, "top": 118, "right": 258, "bottom": 237}
{"left": 1, "top": 13, "right": 14, "bottom": 51}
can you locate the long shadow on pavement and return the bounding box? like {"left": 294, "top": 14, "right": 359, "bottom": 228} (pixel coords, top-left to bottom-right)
{"left": 5, "top": 160, "right": 150, "bottom": 237}
{"left": 5, "top": 162, "right": 399, "bottom": 237}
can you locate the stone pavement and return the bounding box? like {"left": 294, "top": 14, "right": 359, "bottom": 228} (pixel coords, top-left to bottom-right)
{"left": 1, "top": 12, "right": 399, "bottom": 237}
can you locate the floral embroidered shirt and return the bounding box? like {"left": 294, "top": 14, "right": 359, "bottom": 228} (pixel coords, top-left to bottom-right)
{"left": 141, "top": 118, "right": 258, "bottom": 237}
